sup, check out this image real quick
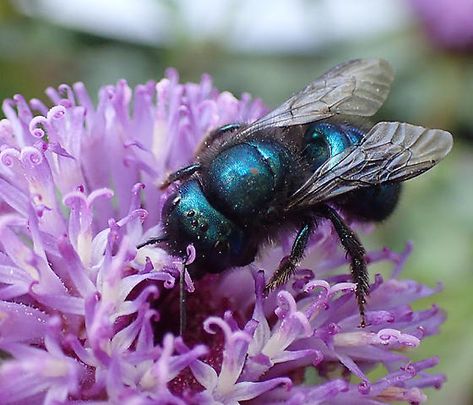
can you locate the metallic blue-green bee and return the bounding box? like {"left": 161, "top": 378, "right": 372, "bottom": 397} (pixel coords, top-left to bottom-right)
{"left": 139, "top": 59, "right": 453, "bottom": 331}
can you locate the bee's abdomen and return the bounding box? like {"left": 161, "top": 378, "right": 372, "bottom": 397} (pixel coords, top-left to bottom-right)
{"left": 302, "top": 122, "right": 364, "bottom": 170}
{"left": 204, "top": 140, "right": 290, "bottom": 222}
{"left": 303, "top": 122, "right": 402, "bottom": 222}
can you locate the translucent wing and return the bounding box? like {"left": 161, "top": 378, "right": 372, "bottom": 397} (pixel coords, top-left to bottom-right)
{"left": 231, "top": 58, "right": 394, "bottom": 142}
{"left": 287, "top": 122, "right": 453, "bottom": 208}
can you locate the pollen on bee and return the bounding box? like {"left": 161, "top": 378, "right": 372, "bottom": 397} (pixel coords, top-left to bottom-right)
{"left": 250, "top": 167, "right": 259, "bottom": 175}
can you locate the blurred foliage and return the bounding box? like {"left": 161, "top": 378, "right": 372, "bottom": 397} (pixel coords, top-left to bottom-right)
{"left": 0, "top": 1, "right": 472, "bottom": 403}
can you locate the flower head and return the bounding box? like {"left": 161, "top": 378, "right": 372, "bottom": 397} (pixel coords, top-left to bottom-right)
{"left": 409, "top": 0, "right": 473, "bottom": 51}
{"left": 0, "top": 69, "right": 445, "bottom": 403}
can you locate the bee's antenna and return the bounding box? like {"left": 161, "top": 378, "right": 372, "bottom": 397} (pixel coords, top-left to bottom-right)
{"left": 179, "top": 249, "right": 193, "bottom": 336}
{"left": 179, "top": 263, "right": 187, "bottom": 336}
{"left": 136, "top": 236, "right": 168, "bottom": 249}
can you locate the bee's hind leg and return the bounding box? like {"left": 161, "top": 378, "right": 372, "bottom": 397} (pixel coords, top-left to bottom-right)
{"left": 318, "top": 204, "right": 369, "bottom": 328}
{"left": 264, "top": 222, "right": 313, "bottom": 295}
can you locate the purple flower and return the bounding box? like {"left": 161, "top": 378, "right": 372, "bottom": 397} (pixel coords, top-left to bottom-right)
{"left": 0, "top": 69, "right": 445, "bottom": 404}
{"left": 409, "top": 0, "right": 473, "bottom": 51}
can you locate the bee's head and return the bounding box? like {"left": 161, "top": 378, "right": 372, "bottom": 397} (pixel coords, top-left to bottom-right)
{"left": 162, "top": 180, "right": 253, "bottom": 276}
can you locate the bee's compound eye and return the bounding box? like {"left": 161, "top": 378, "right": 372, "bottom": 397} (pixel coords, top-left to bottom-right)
{"left": 186, "top": 210, "right": 195, "bottom": 217}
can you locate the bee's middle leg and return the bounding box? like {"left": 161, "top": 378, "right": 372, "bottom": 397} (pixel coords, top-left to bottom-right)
{"left": 264, "top": 222, "right": 313, "bottom": 294}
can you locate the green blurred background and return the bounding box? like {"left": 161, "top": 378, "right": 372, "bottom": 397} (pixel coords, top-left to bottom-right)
{"left": 1, "top": 0, "right": 472, "bottom": 403}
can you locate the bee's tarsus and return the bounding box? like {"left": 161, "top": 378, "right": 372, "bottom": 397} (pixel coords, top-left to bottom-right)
{"left": 359, "top": 313, "right": 367, "bottom": 328}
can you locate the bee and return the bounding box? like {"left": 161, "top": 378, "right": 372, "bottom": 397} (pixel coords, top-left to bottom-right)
{"left": 139, "top": 59, "right": 453, "bottom": 332}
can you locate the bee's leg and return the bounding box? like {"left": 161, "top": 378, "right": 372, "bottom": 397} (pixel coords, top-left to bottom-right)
{"left": 264, "top": 222, "right": 313, "bottom": 294}
{"left": 162, "top": 124, "right": 241, "bottom": 189}
{"left": 319, "top": 205, "right": 369, "bottom": 327}
{"left": 179, "top": 257, "right": 188, "bottom": 336}
{"left": 179, "top": 248, "right": 195, "bottom": 336}
{"left": 160, "top": 163, "right": 202, "bottom": 189}
{"left": 136, "top": 236, "right": 168, "bottom": 249}
{"left": 196, "top": 123, "right": 241, "bottom": 154}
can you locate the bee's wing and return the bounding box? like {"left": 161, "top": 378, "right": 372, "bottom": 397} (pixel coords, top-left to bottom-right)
{"left": 287, "top": 122, "right": 453, "bottom": 208}
{"left": 232, "top": 58, "right": 394, "bottom": 141}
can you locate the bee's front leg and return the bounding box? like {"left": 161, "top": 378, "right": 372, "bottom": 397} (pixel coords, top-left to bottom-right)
{"left": 160, "top": 163, "right": 202, "bottom": 189}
